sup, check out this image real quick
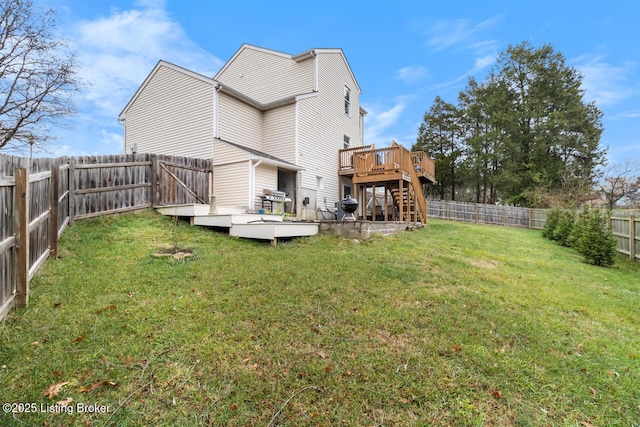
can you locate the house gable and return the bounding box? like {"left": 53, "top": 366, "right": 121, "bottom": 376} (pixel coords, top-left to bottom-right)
{"left": 215, "top": 44, "right": 315, "bottom": 104}
{"left": 119, "top": 61, "right": 215, "bottom": 159}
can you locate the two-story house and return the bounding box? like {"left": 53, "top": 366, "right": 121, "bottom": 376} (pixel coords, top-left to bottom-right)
{"left": 119, "top": 44, "right": 366, "bottom": 220}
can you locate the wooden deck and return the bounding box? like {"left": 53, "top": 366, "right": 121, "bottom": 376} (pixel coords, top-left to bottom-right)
{"left": 155, "top": 206, "right": 318, "bottom": 245}
{"left": 339, "top": 144, "right": 435, "bottom": 184}
{"left": 338, "top": 142, "right": 435, "bottom": 224}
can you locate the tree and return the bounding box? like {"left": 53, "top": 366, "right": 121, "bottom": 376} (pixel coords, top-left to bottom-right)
{"left": 414, "top": 96, "right": 463, "bottom": 200}
{"left": 417, "top": 41, "right": 606, "bottom": 207}
{"left": 570, "top": 207, "right": 617, "bottom": 267}
{"left": 457, "top": 77, "right": 505, "bottom": 204}
{"left": 488, "top": 42, "right": 605, "bottom": 206}
{"left": 0, "top": 0, "right": 80, "bottom": 153}
{"left": 597, "top": 159, "right": 640, "bottom": 210}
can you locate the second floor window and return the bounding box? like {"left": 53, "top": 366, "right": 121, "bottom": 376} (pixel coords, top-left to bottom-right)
{"left": 344, "top": 86, "right": 351, "bottom": 115}
{"left": 344, "top": 135, "right": 350, "bottom": 149}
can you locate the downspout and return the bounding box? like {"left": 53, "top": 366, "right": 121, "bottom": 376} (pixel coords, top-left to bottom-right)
{"left": 313, "top": 50, "right": 318, "bottom": 92}
{"left": 213, "top": 84, "right": 220, "bottom": 142}
{"left": 211, "top": 84, "right": 221, "bottom": 208}
{"left": 249, "top": 159, "right": 263, "bottom": 210}
{"left": 294, "top": 99, "right": 299, "bottom": 165}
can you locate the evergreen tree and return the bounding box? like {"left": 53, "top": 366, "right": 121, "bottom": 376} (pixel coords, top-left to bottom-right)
{"left": 416, "top": 41, "right": 606, "bottom": 207}
{"left": 414, "top": 96, "right": 463, "bottom": 200}
{"left": 571, "top": 208, "right": 617, "bottom": 266}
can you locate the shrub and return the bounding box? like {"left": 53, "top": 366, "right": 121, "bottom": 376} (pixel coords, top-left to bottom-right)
{"left": 571, "top": 208, "right": 617, "bottom": 267}
{"left": 542, "top": 208, "right": 562, "bottom": 240}
{"left": 553, "top": 210, "right": 576, "bottom": 247}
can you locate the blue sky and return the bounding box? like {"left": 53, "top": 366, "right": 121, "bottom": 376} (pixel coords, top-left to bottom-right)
{"left": 36, "top": 0, "right": 640, "bottom": 166}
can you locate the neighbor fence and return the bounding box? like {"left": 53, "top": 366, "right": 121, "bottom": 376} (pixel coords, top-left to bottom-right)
{"left": 427, "top": 199, "right": 548, "bottom": 229}
{"left": 610, "top": 215, "right": 639, "bottom": 263}
{"left": 427, "top": 199, "right": 639, "bottom": 263}
{"left": 0, "top": 153, "right": 211, "bottom": 321}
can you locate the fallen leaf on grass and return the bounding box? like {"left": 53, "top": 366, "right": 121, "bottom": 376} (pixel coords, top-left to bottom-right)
{"left": 230, "top": 403, "right": 238, "bottom": 411}
{"left": 72, "top": 336, "right": 84, "bottom": 344}
{"left": 52, "top": 370, "right": 63, "bottom": 377}
{"left": 78, "top": 380, "right": 117, "bottom": 393}
{"left": 451, "top": 345, "right": 462, "bottom": 352}
{"left": 44, "top": 382, "right": 70, "bottom": 398}
{"left": 324, "top": 365, "right": 333, "bottom": 374}
{"left": 589, "top": 387, "right": 597, "bottom": 397}
{"left": 492, "top": 390, "right": 503, "bottom": 399}
{"left": 53, "top": 302, "right": 62, "bottom": 308}
{"left": 95, "top": 305, "right": 116, "bottom": 314}
{"left": 56, "top": 397, "right": 73, "bottom": 407}
{"left": 318, "top": 350, "right": 328, "bottom": 359}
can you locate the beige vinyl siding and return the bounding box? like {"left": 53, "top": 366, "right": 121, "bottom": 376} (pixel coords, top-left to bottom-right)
{"left": 253, "top": 164, "right": 278, "bottom": 209}
{"left": 217, "top": 47, "right": 314, "bottom": 104}
{"left": 263, "top": 104, "right": 296, "bottom": 163}
{"left": 297, "top": 52, "right": 361, "bottom": 209}
{"left": 213, "top": 161, "right": 250, "bottom": 208}
{"left": 213, "top": 139, "right": 250, "bottom": 165}
{"left": 124, "top": 65, "right": 213, "bottom": 158}
{"left": 218, "top": 92, "right": 262, "bottom": 150}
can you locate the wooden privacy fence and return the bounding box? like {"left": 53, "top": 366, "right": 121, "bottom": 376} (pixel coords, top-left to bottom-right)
{"left": 610, "top": 216, "right": 639, "bottom": 262}
{"left": 428, "top": 199, "right": 639, "bottom": 262}
{"left": 428, "top": 199, "right": 548, "bottom": 229}
{"left": 0, "top": 153, "right": 211, "bottom": 321}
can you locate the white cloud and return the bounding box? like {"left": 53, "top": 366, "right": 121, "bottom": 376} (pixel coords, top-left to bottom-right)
{"left": 468, "top": 53, "right": 496, "bottom": 75}
{"left": 70, "top": 1, "right": 223, "bottom": 119}
{"left": 396, "top": 66, "right": 428, "bottom": 84}
{"left": 363, "top": 98, "right": 411, "bottom": 147}
{"left": 100, "top": 129, "right": 124, "bottom": 151}
{"left": 426, "top": 16, "right": 502, "bottom": 52}
{"left": 573, "top": 53, "right": 638, "bottom": 109}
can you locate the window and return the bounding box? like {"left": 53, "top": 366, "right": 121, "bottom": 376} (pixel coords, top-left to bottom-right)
{"left": 344, "top": 86, "right": 351, "bottom": 115}
{"left": 316, "top": 176, "right": 324, "bottom": 190}
{"left": 343, "top": 135, "right": 350, "bottom": 149}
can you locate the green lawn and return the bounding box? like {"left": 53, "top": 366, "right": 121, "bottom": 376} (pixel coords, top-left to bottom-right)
{"left": 1, "top": 210, "right": 638, "bottom": 426}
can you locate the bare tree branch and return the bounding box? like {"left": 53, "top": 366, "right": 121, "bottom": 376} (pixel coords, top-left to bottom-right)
{"left": 0, "top": 0, "right": 80, "bottom": 152}
{"left": 597, "top": 159, "right": 640, "bottom": 209}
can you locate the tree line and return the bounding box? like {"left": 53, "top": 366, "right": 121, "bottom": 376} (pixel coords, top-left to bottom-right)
{"left": 413, "top": 41, "right": 606, "bottom": 208}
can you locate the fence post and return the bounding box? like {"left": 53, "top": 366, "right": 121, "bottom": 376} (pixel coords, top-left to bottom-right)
{"left": 68, "top": 159, "right": 75, "bottom": 225}
{"left": 49, "top": 165, "right": 59, "bottom": 259}
{"left": 630, "top": 215, "right": 636, "bottom": 261}
{"left": 151, "top": 154, "right": 158, "bottom": 207}
{"left": 475, "top": 202, "right": 478, "bottom": 223}
{"left": 15, "top": 168, "right": 29, "bottom": 308}
{"left": 528, "top": 208, "right": 532, "bottom": 229}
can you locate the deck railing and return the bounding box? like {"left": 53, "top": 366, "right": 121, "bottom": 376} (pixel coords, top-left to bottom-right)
{"left": 339, "top": 145, "right": 374, "bottom": 172}
{"left": 339, "top": 144, "right": 435, "bottom": 181}
{"left": 410, "top": 151, "right": 435, "bottom": 180}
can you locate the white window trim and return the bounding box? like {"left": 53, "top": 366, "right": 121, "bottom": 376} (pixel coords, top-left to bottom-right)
{"left": 344, "top": 86, "right": 351, "bottom": 116}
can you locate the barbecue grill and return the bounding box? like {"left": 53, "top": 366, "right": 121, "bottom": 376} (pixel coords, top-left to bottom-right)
{"left": 260, "top": 189, "right": 291, "bottom": 210}
{"left": 340, "top": 195, "right": 358, "bottom": 220}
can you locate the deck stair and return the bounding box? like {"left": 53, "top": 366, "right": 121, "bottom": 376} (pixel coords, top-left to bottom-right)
{"left": 340, "top": 142, "right": 432, "bottom": 224}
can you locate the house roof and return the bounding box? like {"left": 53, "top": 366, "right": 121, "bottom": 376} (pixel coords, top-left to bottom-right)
{"left": 216, "top": 83, "right": 317, "bottom": 111}
{"left": 214, "top": 44, "right": 362, "bottom": 94}
{"left": 216, "top": 138, "right": 304, "bottom": 171}
{"left": 118, "top": 60, "right": 215, "bottom": 120}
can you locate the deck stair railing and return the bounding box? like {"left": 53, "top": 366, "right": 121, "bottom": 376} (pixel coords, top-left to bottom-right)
{"left": 338, "top": 142, "right": 432, "bottom": 223}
